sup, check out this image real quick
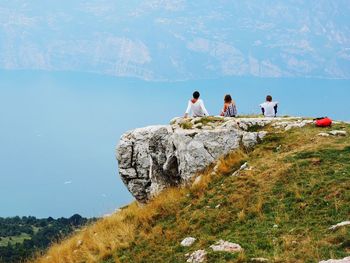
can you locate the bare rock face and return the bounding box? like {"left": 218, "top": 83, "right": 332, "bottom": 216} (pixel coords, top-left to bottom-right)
{"left": 116, "top": 117, "right": 308, "bottom": 202}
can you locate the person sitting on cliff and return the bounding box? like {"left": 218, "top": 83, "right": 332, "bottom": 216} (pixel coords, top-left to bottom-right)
{"left": 184, "top": 91, "right": 209, "bottom": 118}
{"left": 260, "top": 95, "right": 278, "bottom": 117}
{"left": 220, "top": 94, "right": 237, "bottom": 117}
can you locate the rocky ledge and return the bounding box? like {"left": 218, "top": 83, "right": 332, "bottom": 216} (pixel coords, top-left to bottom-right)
{"left": 116, "top": 116, "right": 313, "bottom": 202}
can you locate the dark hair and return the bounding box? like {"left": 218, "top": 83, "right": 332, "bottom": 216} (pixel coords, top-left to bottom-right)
{"left": 266, "top": 95, "right": 272, "bottom": 102}
{"left": 193, "top": 91, "right": 200, "bottom": 99}
{"left": 224, "top": 94, "right": 232, "bottom": 103}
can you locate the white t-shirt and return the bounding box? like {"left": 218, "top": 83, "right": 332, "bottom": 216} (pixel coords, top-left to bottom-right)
{"left": 185, "top": 99, "right": 209, "bottom": 117}
{"left": 260, "top": 101, "right": 278, "bottom": 117}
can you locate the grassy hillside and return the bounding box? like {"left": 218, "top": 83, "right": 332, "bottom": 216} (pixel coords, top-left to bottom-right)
{"left": 33, "top": 121, "right": 350, "bottom": 263}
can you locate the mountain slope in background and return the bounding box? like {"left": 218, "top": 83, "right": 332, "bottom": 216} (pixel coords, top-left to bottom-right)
{"left": 33, "top": 118, "right": 350, "bottom": 263}
{"left": 1, "top": 1, "right": 350, "bottom": 80}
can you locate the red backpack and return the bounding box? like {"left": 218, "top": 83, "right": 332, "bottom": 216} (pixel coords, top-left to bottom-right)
{"left": 315, "top": 117, "right": 332, "bottom": 127}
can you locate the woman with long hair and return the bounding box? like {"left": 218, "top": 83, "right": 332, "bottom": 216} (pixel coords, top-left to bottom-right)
{"left": 220, "top": 94, "right": 237, "bottom": 117}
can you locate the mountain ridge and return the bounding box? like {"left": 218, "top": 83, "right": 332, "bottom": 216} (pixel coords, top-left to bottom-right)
{"left": 1, "top": 1, "right": 350, "bottom": 80}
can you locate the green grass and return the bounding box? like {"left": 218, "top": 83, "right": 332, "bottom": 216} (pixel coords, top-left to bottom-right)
{"left": 180, "top": 121, "right": 193, "bottom": 129}
{"left": 0, "top": 233, "right": 31, "bottom": 246}
{"left": 194, "top": 116, "right": 224, "bottom": 125}
{"left": 236, "top": 114, "right": 264, "bottom": 118}
{"left": 246, "top": 123, "right": 265, "bottom": 132}
{"left": 111, "top": 123, "right": 350, "bottom": 263}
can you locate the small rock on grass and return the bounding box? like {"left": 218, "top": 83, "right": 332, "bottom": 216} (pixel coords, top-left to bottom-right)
{"left": 181, "top": 237, "right": 196, "bottom": 247}
{"left": 319, "top": 256, "right": 350, "bottom": 263}
{"left": 210, "top": 240, "right": 243, "bottom": 253}
{"left": 329, "top": 221, "right": 350, "bottom": 230}
{"left": 275, "top": 145, "right": 282, "bottom": 151}
{"left": 240, "top": 162, "right": 248, "bottom": 170}
{"left": 250, "top": 258, "right": 269, "bottom": 262}
{"left": 329, "top": 130, "right": 347, "bottom": 136}
{"left": 76, "top": 240, "right": 83, "bottom": 247}
{"left": 232, "top": 162, "right": 249, "bottom": 176}
{"left": 186, "top": 250, "right": 207, "bottom": 263}
{"left": 318, "top": 132, "right": 330, "bottom": 137}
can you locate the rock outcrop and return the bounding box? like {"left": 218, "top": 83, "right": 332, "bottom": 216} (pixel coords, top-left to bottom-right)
{"left": 116, "top": 116, "right": 310, "bottom": 202}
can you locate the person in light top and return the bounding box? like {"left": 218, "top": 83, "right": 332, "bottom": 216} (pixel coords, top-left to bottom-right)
{"left": 184, "top": 91, "right": 209, "bottom": 118}
{"left": 260, "top": 95, "right": 278, "bottom": 117}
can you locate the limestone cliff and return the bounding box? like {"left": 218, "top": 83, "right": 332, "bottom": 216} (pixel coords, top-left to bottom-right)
{"left": 116, "top": 117, "right": 313, "bottom": 202}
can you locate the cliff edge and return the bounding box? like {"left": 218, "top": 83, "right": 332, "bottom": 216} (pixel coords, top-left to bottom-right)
{"left": 116, "top": 116, "right": 313, "bottom": 202}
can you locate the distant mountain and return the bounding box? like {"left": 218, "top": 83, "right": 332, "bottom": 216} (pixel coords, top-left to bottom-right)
{"left": 1, "top": 1, "right": 350, "bottom": 80}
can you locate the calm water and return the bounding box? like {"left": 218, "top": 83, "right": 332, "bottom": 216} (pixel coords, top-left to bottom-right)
{"left": 0, "top": 70, "right": 349, "bottom": 217}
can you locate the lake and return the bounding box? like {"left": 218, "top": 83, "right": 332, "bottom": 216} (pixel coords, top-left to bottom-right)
{"left": 0, "top": 70, "right": 349, "bottom": 217}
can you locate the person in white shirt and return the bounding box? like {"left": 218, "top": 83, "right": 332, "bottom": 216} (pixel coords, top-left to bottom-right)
{"left": 260, "top": 95, "right": 278, "bottom": 117}
{"left": 184, "top": 91, "right": 209, "bottom": 118}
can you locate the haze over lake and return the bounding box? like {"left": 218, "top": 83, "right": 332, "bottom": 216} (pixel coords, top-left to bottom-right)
{"left": 1, "top": 0, "right": 350, "bottom": 218}
{"left": 0, "top": 70, "right": 349, "bottom": 218}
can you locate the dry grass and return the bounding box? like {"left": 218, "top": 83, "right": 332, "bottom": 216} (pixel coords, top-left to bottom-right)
{"left": 180, "top": 121, "right": 193, "bottom": 129}
{"left": 214, "top": 151, "right": 247, "bottom": 176}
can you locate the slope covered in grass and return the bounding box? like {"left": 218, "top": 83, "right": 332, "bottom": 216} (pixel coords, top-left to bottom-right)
{"left": 34, "top": 121, "right": 350, "bottom": 263}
